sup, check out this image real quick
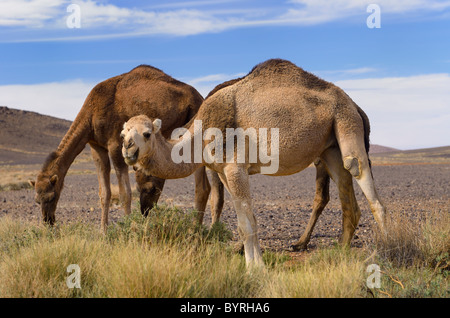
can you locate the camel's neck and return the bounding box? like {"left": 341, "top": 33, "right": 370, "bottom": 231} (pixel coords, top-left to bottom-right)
{"left": 138, "top": 130, "right": 203, "bottom": 180}
{"left": 45, "top": 117, "right": 91, "bottom": 179}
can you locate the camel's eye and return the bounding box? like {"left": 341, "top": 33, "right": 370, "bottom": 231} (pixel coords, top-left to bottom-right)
{"left": 120, "top": 133, "right": 125, "bottom": 140}
{"left": 143, "top": 132, "right": 151, "bottom": 139}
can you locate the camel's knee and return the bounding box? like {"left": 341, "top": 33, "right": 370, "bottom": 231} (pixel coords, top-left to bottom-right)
{"left": 194, "top": 168, "right": 211, "bottom": 212}
{"left": 194, "top": 183, "right": 210, "bottom": 215}
{"left": 99, "top": 186, "right": 111, "bottom": 206}
{"left": 195, "top": 180, "right": 211, "bottom": 203}
{"left": 119, "top": 185, "right": 132, "bottom": 204}
{"left": 314, "top": 191, "right": 330, "bottom": 209}
{"left": 343, "top": 156, "right": 361, "bottom": 178}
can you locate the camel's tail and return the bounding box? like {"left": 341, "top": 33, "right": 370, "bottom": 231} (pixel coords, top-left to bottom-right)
{"left": 354, "top": 104, "right": 372, "bottom": 172}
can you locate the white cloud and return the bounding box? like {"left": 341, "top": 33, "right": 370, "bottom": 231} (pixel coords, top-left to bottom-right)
{"left": 2, "top": 0, "right": 450, "bottom": 41}
{"left": 336, "top": 73, "right": 450, "bottom": 149}
{"left": 0, "top": 0, "right": 63, "bottom": 27}
{"left": 146, "top": 0, "right": 241, "bottom": 10}
{"left": 284, "top": 0, "right": 450, "bottom": 24}
{"left": 0, "top": 0, "right": 244, "bottom": 36}
{"left": 0, "top": 80, "right": 95, "bottom": 120}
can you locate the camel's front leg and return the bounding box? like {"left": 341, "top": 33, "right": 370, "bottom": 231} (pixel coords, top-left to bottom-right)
{"left": 221, "top": 165, "right": 264, "bottom": 268}
{"left": 90, "top": 144, "right": 111, "bottom": 233}
{"left": 110, "top": 146, "right": 132, "bottom": 216}
{"left": 193, "top": 167, "right": 211, "bottom": 224}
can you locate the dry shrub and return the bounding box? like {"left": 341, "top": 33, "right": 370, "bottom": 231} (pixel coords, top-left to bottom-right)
{"left": 374, "top": 210, "right": 449, "bottom": 269}
{"left": 262, "top": 246, "right": 367, "bottom": 298}
{"left": 374, "top": 212, "right": 424, "bottom": 267}
{"left": 421, "top": 210, "right": 449, "bottom": 271}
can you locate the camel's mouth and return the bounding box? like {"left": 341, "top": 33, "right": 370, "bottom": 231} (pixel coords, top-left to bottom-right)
{"left": 124, "top": 148, "right": 139, "bottom": 165}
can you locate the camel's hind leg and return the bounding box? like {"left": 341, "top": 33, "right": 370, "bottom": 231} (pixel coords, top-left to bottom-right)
{"left": 335, "top": 124, "right": 386, "bottom": 232}
{"left": 321, "top": 146, "right": 362, "bottom": 245}
{"left": 220, "top": 165, "right": 263, "bottom": 268}
{"left": 291, "top": 159, "right": 330, "bottom": 251}
{"left": 209, "top": 170, "right": 224, "bottom": 224}
{"left": 90, "top": 144, "right": 111, "bottom": 233}
{"left": 349, "top": 156, "right": 386, "bottom": 232}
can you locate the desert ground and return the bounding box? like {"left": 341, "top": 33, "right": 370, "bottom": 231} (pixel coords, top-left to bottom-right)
{"left": 1, "top": 106, "right": 449, "bottom": 252}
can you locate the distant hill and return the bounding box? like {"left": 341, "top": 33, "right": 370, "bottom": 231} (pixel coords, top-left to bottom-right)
{"left": 0, "top": 106, "right": 73, "bottom": 165}
{"left": 370, "top": 145, "right": 450, "bottom": 165}
{"left": 369, "top": 144, "right": 400, "bottom": 154}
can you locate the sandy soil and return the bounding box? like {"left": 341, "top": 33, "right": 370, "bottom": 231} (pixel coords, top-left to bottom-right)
{"left": 1, "top": 160, "right": 449, "bottom": 252}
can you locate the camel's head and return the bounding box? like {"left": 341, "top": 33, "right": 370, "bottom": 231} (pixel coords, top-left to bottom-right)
{"left": 29, "top": 173, "right": 60, "bottom": 225}
{"left": 121, "top": 115, "right": 162, "bottom": 166}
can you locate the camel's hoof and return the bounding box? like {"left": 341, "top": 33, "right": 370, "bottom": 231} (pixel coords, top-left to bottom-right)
{"left": 290, "top": 243, "right": 308, "bottom": 252}
{"left": 233, "top": 242, "right": 245, "bottom": 255}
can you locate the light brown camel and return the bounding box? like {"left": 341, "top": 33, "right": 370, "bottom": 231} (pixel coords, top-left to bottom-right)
{"left": 202, "top": 76, "right": 373, "bottom": 251}
{"left": 121, "top": 59, "right": 387, "bottom": 267}
{"left": 29, "top": 65, "right": 222, "bottom": 231}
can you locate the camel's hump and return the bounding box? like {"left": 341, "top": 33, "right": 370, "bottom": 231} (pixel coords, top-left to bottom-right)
{"left": 206, "top": 59, "right": 335, "bottom": 101}
{"left": 130, "top": 64, "right": 165, "bottom": 74}
{"left": 248, "top": 58, "right": 296, "bottom": 75}
{"left": 246, "top": 58, "right": 332, "bottom": 91}
{"left": 121, "top": 64, "right": 198, "bottom": 91}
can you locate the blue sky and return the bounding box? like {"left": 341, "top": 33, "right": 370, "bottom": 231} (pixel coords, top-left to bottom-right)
{"left": 0, "top": 0, "right": 449, "bottom": 149}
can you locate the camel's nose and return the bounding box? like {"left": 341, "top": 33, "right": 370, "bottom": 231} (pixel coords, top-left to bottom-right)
{"left": 124, "top": 140, "right": 135, "bottom": 150}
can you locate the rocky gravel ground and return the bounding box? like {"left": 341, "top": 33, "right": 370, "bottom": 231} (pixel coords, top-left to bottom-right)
{"left": 1, "top": 162, "right": 449, "bottom": 253}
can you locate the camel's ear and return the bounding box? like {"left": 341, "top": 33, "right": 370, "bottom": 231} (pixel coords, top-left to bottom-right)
{"left": 28, "top": 180, "right": 36, "bottom": 187}
{"left": 50, "top": 175, "right": 58, "bottom": 185}
{"left": 152, "top": 119, "right": 162, "bottom": 134}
